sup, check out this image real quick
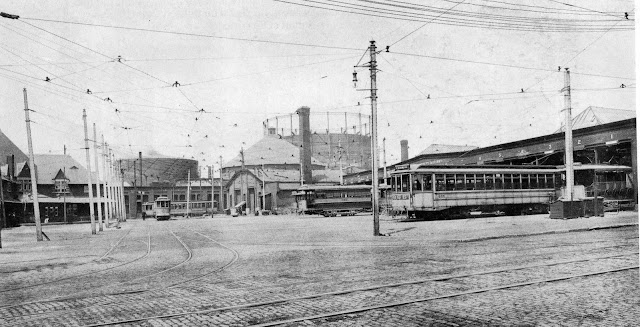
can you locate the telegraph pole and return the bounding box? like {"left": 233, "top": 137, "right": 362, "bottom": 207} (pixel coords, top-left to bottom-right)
{"left": 186, "top": 169, "right": 191, "bottom": 218}
{"left": 93, "top": 124, "right": 103, "bottom": 231}
{"left": 219, "top": 156, "right": 224, "bottom": 213}
{"left": 563, "top": 68, "right": 574, "bottom": 202}
{"left": 210, "top": 166, "right": 215, "bottom": 214}
{"left": 82, "top": 109, "right": 96, "bottom": 234}
{"left": 369, "top": 41, "right": 380, "bottom": 236}
{"left": 24, "top": 89, "right": 43, "bottom": 241}
{"left": 102, "top": 136, "right": 110, "bottom": 227}
{"left": 119, "top": 159, "right": 126, "bottom": 221}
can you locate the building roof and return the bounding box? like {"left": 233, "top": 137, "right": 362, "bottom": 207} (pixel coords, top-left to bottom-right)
{"left": 225, "top": 136, "right": 323, "bottom": 168}
{"left": 418, "top": 144, "right": 479, "bottom": 156}
{"left": 556, "top": 106, "right": 636, "bottom": 132}
{"left": 17, "top": 154, "right": 97, "bottom": 184}
{"left": 0, "top": 128, "right": 28, "bottom": 165}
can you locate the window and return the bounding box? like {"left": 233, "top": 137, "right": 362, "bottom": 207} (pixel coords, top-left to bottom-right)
{"left": 475, "top": 174, "right": 484, "bottom": 190}
{"left": 401, "top": 174, "right": 410, "bottom": 192}
{"left": 513, "top": 174, "right": 521, "bottom": 189}
{"left": 445, "top": 174, "right": 455, "bottom": 191}
{"left": 423, "top": 174, "right": 433, "bottom": 191}
{"left": 435, "top": 174, "right": 445, "bottom": 191}
{"left": 465, "top": 174, "right": 475, "bottom": 190}
{"left": 522, "top": 174, "right": 530, "bottom": 189}
{"left": 54, "top": 179, "right": 69, "bottom": 193}
{"left": 504, "top": 174, "right": 513, "bottom": 189}
{"left": 485, "top": 174, "right": 494, "bottom": 190}
{"left": 412, "top": 174, "right": 422, "bottom": 191}
{"left": 180, "top": 194, "right": 186, "bottom": 201}
{"left": 495, "top": 174, "right": 503, "bottom": 189}
{"left": 84, "top": 185, "right": 89, "bottom": 194}
{"left": 455, "top": 174, "right": 465, "bottom": 190}
{"left": 530, "top": 174, "right": 538, "bottom": 189}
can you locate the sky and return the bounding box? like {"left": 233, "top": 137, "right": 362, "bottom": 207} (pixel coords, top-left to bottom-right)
{"left": 0, "top": 0, "right": 636, "bottom": 177}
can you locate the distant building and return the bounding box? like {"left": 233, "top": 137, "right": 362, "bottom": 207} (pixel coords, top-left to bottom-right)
{"left": 14, "top": 154, "right": 109, "bottom": 224}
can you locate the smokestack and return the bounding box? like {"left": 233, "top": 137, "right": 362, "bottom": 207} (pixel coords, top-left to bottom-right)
{"left": 296, "top": 106, "right": 312, "bottom": 184}
{"left": 6, "top": 155, "right": 15, "bottom": 178}
{"left": 400, "top": 140, "right": 408, "bottom": 161}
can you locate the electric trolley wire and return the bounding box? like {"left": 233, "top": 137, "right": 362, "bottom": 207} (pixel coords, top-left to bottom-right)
{"left": 389, "top": 0, "right": 468, "bottom": 47}
{"left": 273, "top": 0, "right": 633, "bottom": 32}
{"left": 545, "top": 0, "right": 631, "bottom": 20}
{"left": 19, "top": 17, "right": 363, "bottom": 51}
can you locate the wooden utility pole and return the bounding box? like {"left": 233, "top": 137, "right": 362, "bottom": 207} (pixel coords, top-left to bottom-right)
{"left": 186, "top": 169, "right": 191, "bottom": 217}
{"left": 0, "top": 169, "right": 5, "bottom": 248}
{"left": 93, "top": 124, "right": 103, "bottom": 231}
{"left": 119, "top": 159, "right": 126, "bottom": 221}
{"left": 102, "top": 136, "right": 110, "bottom": 226}
{"left": 563, "top": 68, "right": 574, "bottom": 201}
{"left": 24, "top": 88, "right": 43, "bottom": 241}
{"left": 82, "top": 109, "right": 96, "bottom": 234}
{"left": 369, "top": 40, "right": 380, "bottom": 236}
{"left": 210, "top": 166, "right": 215, "bottom": 214}
{"left": 219, "top": 156, "right": 224, "bottom": 212}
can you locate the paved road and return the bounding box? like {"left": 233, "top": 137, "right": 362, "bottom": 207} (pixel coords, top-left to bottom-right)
{"left": 0, "top": 212, "right": 637, "bottom": 326}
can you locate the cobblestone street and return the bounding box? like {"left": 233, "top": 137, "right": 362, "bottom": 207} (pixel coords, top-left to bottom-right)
{"left": 0, "top": 212, "right": 637, "bottom": 326}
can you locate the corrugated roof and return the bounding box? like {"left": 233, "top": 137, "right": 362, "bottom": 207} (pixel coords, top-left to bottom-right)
{"left": 225, "top": 136, "right": 322, "bottom": 167}
{"left": 418, "top": 144, "right": 478, "bottom": 156}
{"left": 18, "top": 154, "right": 97, "bottom": 185}
{"left": 556, "top": 106, "right": 636, "bottom": 132}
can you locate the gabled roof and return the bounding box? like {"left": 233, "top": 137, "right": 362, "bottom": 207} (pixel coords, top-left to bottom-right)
{"left": 53, "top": 169, "right": 68, "bottom": 180}
{"left": 16, "top": 154, "right": 97, "bottom": 185}
{"left": 0, "top": 128, "right": 28, "bottom": 165}
{"left": 556, "top": 106, "right": 635, "bottom": 132}
{"left": 224, "top": 136, "right": 322, "bottom": 168}
{"left": 418, "top": 144, "right": 478, "bottom": 156}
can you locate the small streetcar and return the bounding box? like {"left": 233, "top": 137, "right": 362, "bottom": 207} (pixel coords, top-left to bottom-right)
{"left": 294, "top": 184, "right": 373, "bottom": 217}
{"left": 154, "top": 196, "right": 171, "bottom": 220}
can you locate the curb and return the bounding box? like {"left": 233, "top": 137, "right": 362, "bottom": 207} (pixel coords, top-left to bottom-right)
{"left": 455, "top": 223, "right": 638, "bottom": 243}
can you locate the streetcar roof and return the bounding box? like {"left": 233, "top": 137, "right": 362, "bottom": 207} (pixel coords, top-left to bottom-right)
{"left": 297, "top": 184, "right": 372, "bottom": 191}
{"left": 155, "top": 196, "right": 170, "bottom": 201}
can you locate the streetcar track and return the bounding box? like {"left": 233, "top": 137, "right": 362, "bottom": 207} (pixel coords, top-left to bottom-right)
{"left": 1, "top": 225, "right": 239, "bottom": 323}
{"left": 0, "top": 227, "right": 152, "bottom": 308}
{"left": 74, "top": 252, "right": 638, "bottom": 327}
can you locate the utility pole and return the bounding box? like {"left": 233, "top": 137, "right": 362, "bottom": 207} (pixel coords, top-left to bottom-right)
{"left": 93, "top": 124, "right": 103, "bottom": 231}
{"left": 133, "top": 158, "right": 137, "bottom": 219}
{"left": 261, "top": 163, "right": 266, "bottom": 212}
{"left": 563, "top": 68, "right": 574, "bottom": 202}
{"left": 119, "top": 159, "right": 126, "bottom": 221}
{"left": 383, "top": 137, "right": 387, "bottom": 185}
{"left": 101, "top": 136, "right": 110, "bottom": 227}
{"left": 369, "top": 40, "right": 380, "bottom": 236}
{"left": 0, "top": 168, "right": 5, "bottom": 248}
{"left": 82, "top": 109, "right": 96, "bottom": 234}
{"left": 219, "top": 156, "right": 224, "bottom": 213}
{"left": 240, "top": 148, "right": 248, "bottom": 213}
{"left": 24, "top": 89, "right": 43, "bottom": 241}
{"left": 186, "top": 169, "right": 191, "bottom": 217}
{"left": 210, "top": 166, "right": 214, "bottom": 214}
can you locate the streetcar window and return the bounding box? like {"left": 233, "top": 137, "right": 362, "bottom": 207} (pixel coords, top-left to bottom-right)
{"left": 522, "top": 174, "right": 530, "bottom": 189}
{"left": 435, "top": 174, "right": 445, "bottom": 191}
{"left": 530, "top": 174, "right": 538, "bottom": 189}
{"left": 401, "top": 174, "right": 410, "bottom": 192}
{"left": 546, "top": 174, "right": 555, "bottom": 188}
{"left": 423, "top": 174, "right": 433, "bottom": 191}
{"left": 495, "top": 174, "right": 503, "bottom": 189}
{"left": 513, "top": 174, "right": 522, "bottom": 189}
{"left": 413, "top": 174, "right": 422, "bottom": 191}
{"left": 485, "top": 174, "right": 494, "bottom": 190}
{"left": 445, "top": 174, "right": 456, "bottom": 191}
{"left": 465, "top": 174, "right": 475, "bottom": 190}
{"left": 475, "top": 174, "right": 484, "bottom": 190}
{"left": 455, "top": 174, "right": 465, "bottom": 190}
{"left": 504, "top": 174, "right": 513, "bottom": 189}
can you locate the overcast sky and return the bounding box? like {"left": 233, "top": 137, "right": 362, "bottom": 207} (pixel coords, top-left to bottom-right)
{"left": 0, "top": 0, "right": 635, "bottom": 176}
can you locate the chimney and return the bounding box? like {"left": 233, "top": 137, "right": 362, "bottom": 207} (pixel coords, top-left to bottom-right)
{"left": 6, "top": 155, "right": 15, "bottom": 178}
{"left": 296, "top": 106, "right": 312, "bottom": 184}
{"left": 400, "top": 140, "right": 408, "bottom": 161}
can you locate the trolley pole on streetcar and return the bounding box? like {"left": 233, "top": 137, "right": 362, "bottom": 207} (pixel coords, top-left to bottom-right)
{"left": 369, "top": 41, "right": 381, "bottom": 236}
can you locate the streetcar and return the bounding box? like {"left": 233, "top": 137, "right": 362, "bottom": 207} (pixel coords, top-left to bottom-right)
{"left": 294, "top": 184, "right": 373, "bottom": 217}
{"left": 170, "top": 200, "right": 216, "bottom": 217}
{"left": 389, "top": 164, "right": 560, "bottom": 219}
{"left": 154, "top": 196, "right": 171, "bottom": 220}
{"left": 142, "top": 202, "right": 154, "bottom": 217}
